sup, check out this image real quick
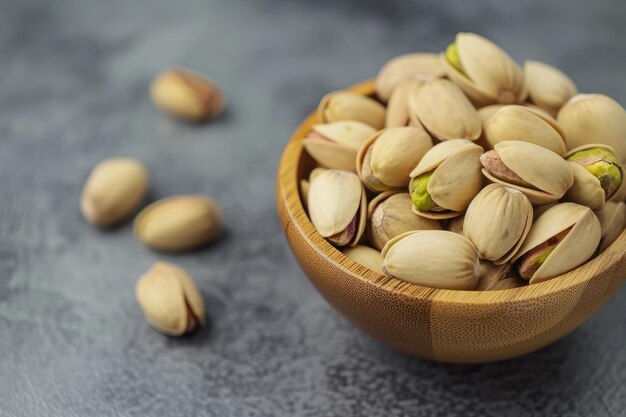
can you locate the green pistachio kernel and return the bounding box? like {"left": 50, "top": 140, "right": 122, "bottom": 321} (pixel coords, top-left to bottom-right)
{"left": 567, "top": 147, "right": 622, "bottom": 197}
{"left": 410, "top": 172, "right": 437, "bottom": 212}
{"left": 445, "top": 42, "right": 466, "bottom": 76}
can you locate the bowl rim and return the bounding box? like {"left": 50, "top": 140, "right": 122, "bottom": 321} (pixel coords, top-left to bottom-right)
{"left": 278, "top": 79, "right": 626, "bottom": 306}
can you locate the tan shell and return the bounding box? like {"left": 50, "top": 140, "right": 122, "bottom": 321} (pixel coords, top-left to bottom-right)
{"left": 477, "top": 105, "right": 505, "bottom": 123}
{"left": 307, "top": 169, "right": 366, "bottom": 246}
{"left": 343, "top": 245, "right": 384, "bottom": 274}
{"left": 303, "top": 121, "right": 377, "bottom": 171}
{"left": 524, "top": 60, "right": 577, "bottom": 116}
{"left": 557, "top": 94, "right": 626, "bottom": 162}
{"left": 367, "top": 192, "right": 442, "bottom": 250}
{"left": 135, "top": 262, "right": 205, "bottom": 336}
{"left": 357, "top": 126, "right": 433, "bottom": 192}
{"left": 410, "top": 140, "right": 484, "bottom": 219}
{"left": 382, "top": 230, "right": 480, "bottom": 290}
{"left": 385, "top": 79, "right": 424, "bottom": 127}
{"left": 409, "top": 79, "right": 482, "bottom": 141}
{"left": 613, "top": 171, "right": 626, "bottom": 202}
{"left": 512, "top": 202, "right": 601, "bottom": 284}
{"left": 475, "top": 262, "right": 525, "bottom": 291}
{"left": 375, "top": 53, "right": 445, "bottom": 102}
{"left": 483, "top": 105, "right": 567, "bottom": 155}
{"left": 463, "top": 184, "right": 533, "bottom": 264}
{"left": 482, "top": 141, "right": 574, "bottom": 205}
{"left": 441, "top": 32, "right": 527, "bottom": 106}
{"left": 317, "top": 91, "right": 385, "bottom": 129}
{"left": 299, "top": 179, "right": 310, "bottom": 210}
{"left": 596, "top": 201, "right": 626, "bottom": 253}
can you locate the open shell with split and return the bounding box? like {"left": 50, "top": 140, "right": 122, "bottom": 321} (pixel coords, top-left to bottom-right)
{"left": 317, "top": 91, "right": 386, "bottom": 129}
{"left": 385, "top": 79, "right": 424, "bottom": 127}
{"left": 595, "top": 201, "right": 626, "bottom": 253}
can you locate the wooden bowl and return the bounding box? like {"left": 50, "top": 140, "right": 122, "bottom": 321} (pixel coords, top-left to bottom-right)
{"left": 275, "top": 80, "right": 626, "bottom": 363}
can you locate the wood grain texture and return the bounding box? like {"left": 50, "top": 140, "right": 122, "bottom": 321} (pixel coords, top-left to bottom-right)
{"left": 276, "top": 80, "right": 626, "bottom": 363}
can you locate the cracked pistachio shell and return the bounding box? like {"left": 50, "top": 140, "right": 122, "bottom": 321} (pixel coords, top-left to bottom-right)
{"left": 409, "top": 79, "right": 482, "bottom": 141}
{"left": 596, "top": 201, "right": 626, "bottom": 253}
{"left": 136, "top": 262, "right": 205, "bottom": 336}
{"left": 343, "top": 245, "right": 384, "bottom": 274}
{"left": 308, "top": 169, "right": 366, "bottom": 247}
{"left": 409, "top": 140, "right": 484, "bottom": 219}
{"left": 483, "top": 105, "right": 567, "bottom": 155}
{"left": 367, "top": 191, "right": 441, "bottom": 251}
{"left": 381, "top": 230, "right": 480, "bottom": 290}
{"left": 524, "top": 60, "right": 577, "bottom": 116}
{"left": 481, "top": 141, "right": 574, "bottom": 205}
{"left": 375, "top": 53, "right": 446, "bottom": 102}
{"left": 476, "top": 262, "right": 525, "bottom": 291}
{"left": 303, "top": 121, "right": 377, "bottom": 171}
{"left": 357, "top": 126, "right": 433, "bottom": 192}
{"left": 441, "top": 33, "right": 527, "bottom": 106}
{"left": 463, "top": 184, "right": 533, "bottom": 264}
{"left": 317, "top": 91, "right": 385, "bottom": 129}
{"left": 557, "top": 94, "right": 626, "bottom": 162}
{"left": 512, "top": 203, "right": 601, "bottom": 284}
{"left": 385, "top": 79, "right": 424, "bottom": 127}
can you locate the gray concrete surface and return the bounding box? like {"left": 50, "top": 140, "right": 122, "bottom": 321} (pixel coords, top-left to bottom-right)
{"left": 1, "top": 0, "right": 626, "bottom": 416}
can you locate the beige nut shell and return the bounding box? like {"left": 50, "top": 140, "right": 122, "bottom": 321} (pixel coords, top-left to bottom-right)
{"left": 317, "top": 91, "right": 386, "bottom": 129}
{"left": 343, "top": 245, "right": 384, "bottom": 274}
{"left": 385, "top": 79, "right": 424, "bottom": 127}
{"left": 596, "top": 201, "right": 626, "bottom": 253}
{"left": 524, "top": 60, "right": 577, "bottom": 116}
{"left": 375, "top": 53, "right": 445, "bottom": 102}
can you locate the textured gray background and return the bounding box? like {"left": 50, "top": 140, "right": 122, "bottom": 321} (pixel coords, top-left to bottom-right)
{"left": 1, "top": 0, "right": 626, "bottom": 416}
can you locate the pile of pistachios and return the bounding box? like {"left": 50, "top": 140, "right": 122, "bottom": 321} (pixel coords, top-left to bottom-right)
{"left": 302, "top": 32, "right": 626, "bottom": 291}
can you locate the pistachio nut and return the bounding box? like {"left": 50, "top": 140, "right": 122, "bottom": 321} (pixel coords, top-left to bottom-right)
{"left": 303, "top": 121, "right": 377, "bottom": 171}
{"left": 512, "top": 202, "right": 601, "bottom": 284}
{"left": 596, "top": 201, "right": 626, "bottom": 253}
{"left": 367, "top": 191, "right": 442, "bottom": 251}
{"left": 135, "top": 262, "right": 205, "bottom": 336}
{"left": 357, "top": 126, "right": 433, "bottom": 192}
{"left": 408, "top": 79, "right": 482, "bottom": 141}
{"left": 343, "top": 245, "right": 384, "bottom": 274}
{"left": 480, "top": 141, "right": 574, "bottom": 205}
{"left": 564, "top": 144, "right": 624, "bottom": 210}
{"left": 409, "top": 139, "right": 484, "bottom": 219}
{"left": 381, "top": 230, "right": 480, "bottom": 290}
{"left": 375, "top": 53, "right": 446, "bottom": 102}
{"left": 557, "top": 94, "right": 626, "bottom": 162}
{"left": 134, "top": 195, "right": 222, "bottom": 252}
{"left": 446, "top": 215, "right": 465, "bottom": 235}
{"left": 483, "top": 105, "right": 567, "bottom": 155}
{"left": 317, "top": 91, "right": 386, "bottom": 129}
{"left": 524, "top": 60, "right": 577, "bottom": 116}
{"left": 441, "top": 33, "right": 527, "bottom": 106}
{"left": 463, "top": 184, "right": 533, "bottom": 264}
{"left": 308, "top": 169, "right": 366, "bottom": 247}
{"left": 80, "top": 158, "right": 149, "bottom": 227}
{"left": 385, "top": 79, "right": 424, "bottom": 127}
{"left": 477, "top": 105, "right": 505, "bottom": 123}
{"left": 151, "top": 68, "right": 224, "bottom": 122}
{"left": 475, "top": 261, "right": 525, "bottom": 291}
{"left": 300, "top": 179, "right": 310, "bottom": 210}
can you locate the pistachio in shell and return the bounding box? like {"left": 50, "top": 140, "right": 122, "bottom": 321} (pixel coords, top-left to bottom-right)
{"left": 446, "top": 215, "right": 465, "bottom": 235}
{"left": 303, "top": 121, "right": 377, "bottom": 171}
{"left": 367, "top": 191, "right": 442, "bottom": 251}
{"left": 375, "top": 53, "right": 446, "bottom": 102}
{"left": 524, "top": 60, "right": 577, "bottom": 116}
{"left": 480, "top": 141, "right": 574, "bottom": 205}
{"left": 595, "top": 201, "right": 626, "bottom": 253}
{"left": 441, "top": 33, "right": 527, "bottom": 106}
{"left": 357, "top": 126, "right": 433, "bottom": 192}
{"left": 385, "top": 79, "right": 424, "bottom": 127}
{"left": 307, "top": 169, "right": 366, "bottom": 247}
{"left": 463, "top": 184, "right": 533, "bottom": 264}
{"left": 475, "top": 261, "right": 525, "bottom": 291}
{"left": 512, "top": 202, "right": 601, "bottom": 284}
{"left": 409, "top": 139, "right": 484, "bottom": 219}
{"left": 343, "top": 245, "right": 384, "bottom": 274}
{"left": 381, "top": 230, "right": 480, "bottom": 290}
{"left": 317, "top": 91, "right": 386, "bottom": 129}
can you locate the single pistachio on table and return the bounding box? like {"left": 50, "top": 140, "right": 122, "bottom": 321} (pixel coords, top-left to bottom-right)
{"left": 136, "top": 262, "right": 205, "bottom": 336}
{"left": 483, "top": 105, "right": 567, "bottom": 155}
{"left": 367, "top": 191, "right": 441, "bottom": 251}
{"left": 595, "top": 201, "right": 626, "bottom": 253}
{"left": 512, "top": 202, "right": 601, "bottom": 284}
{"left": 557, "top": 94, "right": 626, "bottom": 162}
{"left": 343, "top": 245, "right": 384, "bottom": 274}
{"left": 308, "top": 169, "right": 366, "bottom": 247}
{"left": 524, "top": 60, "right": 577, "bottom": 117}
{"left": 385, "top": 79, "right": 424, "bottom": 127}
{"left": 134, "top": 195, "right": 222, "bottom": 252}
{"left": 408, "top": 79, "right": 482, "bottom": 141}
{"left": 375, "top": 52, "right": 445, "bottom": 102}
{"left": 81, "top": 158, "right": 149, "bottom": 227}
{"left": 441, "top": 33, "right": 527, "bottom": 106}
{"left": 463, "top": 184, "right": 533, "bottom": 264}
{"left": 480, "top": 141, "right": 574, "bottom": 205}
{"left": 151, "top": 68, "right": 224, "bottom": 122}
{"left": 409, "top": 139, "right": 484, "bottom": 219}
{"left": 382, "top": 230, "right": 480, "bottom": 290}
{"left": 475, "top": 261, "right": 526, "bottom": 291}
{"left": 317, "top": 91, "right": 386, "bottom": 129}
{"left": 563, "top": 144, "right": 624, "bottom": 210}
{"left": 356, "top": 126, "right": 433, "bottom": 192}
{"left": 303, "top": 121, "right": 377, "bottom": 171}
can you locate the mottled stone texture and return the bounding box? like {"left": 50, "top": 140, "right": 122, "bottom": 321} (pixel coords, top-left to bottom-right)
{"left": 1, "top": 0, "right": 625, "bottom": 416}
